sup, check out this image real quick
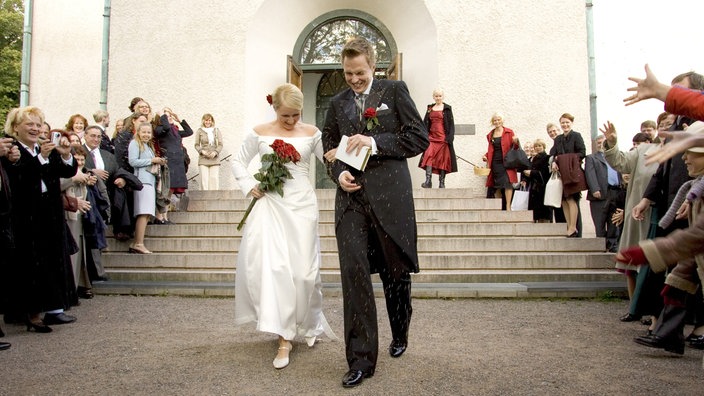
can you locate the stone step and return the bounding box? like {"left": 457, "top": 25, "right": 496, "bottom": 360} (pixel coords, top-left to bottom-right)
{"left": 93, "top": 280, "right": 626, "bottom": 299}
{"left": 101, "top": 268, "right": 621, "bottom": 285}
{"left": 167, "top": 209, "right": 535, "bottom": 224}
{"left": 186, "top": 197, "right": 503, "bottom": 211}
{"left": 131, "top": 222, "right": 568, "bottom": 238}
{"left": 186, "top": 188, "right": 486, "bottom": 201}
{"left": 105, "top": 236, "right": 606, "bottom": 253}
{"left": 101, "top": 251, "right": 614, "bottom": 270}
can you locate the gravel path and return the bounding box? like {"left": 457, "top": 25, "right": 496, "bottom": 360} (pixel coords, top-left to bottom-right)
{"left": 0, "top": 295, "right": 701, "bottom": 395}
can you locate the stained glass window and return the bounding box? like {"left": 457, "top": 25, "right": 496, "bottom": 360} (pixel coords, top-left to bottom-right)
{"left": 299, "top": 18, "right": 391, "bottom": 65}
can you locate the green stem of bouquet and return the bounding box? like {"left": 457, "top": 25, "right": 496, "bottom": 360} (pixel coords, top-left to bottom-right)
{"left": 237, "top": 197, "right": 259, "bottom": 231}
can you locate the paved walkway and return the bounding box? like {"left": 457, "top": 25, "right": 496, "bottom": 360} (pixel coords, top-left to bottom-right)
{"left": 0, "top": 295, "right": 700, "bottom": 395}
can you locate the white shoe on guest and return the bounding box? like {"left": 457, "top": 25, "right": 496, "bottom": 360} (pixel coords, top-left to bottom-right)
{"left": 273, "top": 342, "right": 292, "bottom": 369}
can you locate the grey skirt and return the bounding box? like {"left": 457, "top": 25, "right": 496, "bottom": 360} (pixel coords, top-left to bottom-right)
{"left": 133, "top": 183, "right": 156, "bottom": 217}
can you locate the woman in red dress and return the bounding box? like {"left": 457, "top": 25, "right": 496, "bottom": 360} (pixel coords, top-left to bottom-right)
{"left": 418, "top": 89, "right": 456, "bottom": 188}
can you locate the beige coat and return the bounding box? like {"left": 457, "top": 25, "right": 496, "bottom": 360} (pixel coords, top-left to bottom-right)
{"left": 194, "top": 127, "right": 223, "bottom": 166}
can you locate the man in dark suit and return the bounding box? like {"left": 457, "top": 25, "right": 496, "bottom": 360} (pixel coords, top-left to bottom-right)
{"left": 584, "top": 134, "right": 622, "bottom": 252}
{"left": 83, "top": 125, "right": 121, "bottom": 282}
{"left": 322, "top": 37, "right": 428, "bottom": 388}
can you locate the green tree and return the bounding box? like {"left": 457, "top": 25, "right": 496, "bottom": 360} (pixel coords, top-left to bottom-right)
{"left": 0, "top": 0, "right": 23, "bottom": 123}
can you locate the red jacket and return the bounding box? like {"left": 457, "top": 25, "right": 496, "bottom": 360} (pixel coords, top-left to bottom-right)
{"left": 665, "top": 87, "right": 704, "bottom": 121}
{"left": 485, "top": 127, "right": 518, "bottom": 187}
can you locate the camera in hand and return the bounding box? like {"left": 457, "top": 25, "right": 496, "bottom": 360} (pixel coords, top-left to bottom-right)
{"left": 51, "top": 132, "right": 61, "bottom": 145}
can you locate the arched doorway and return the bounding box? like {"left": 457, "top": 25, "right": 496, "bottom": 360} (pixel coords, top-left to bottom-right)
{"left": 293, "top": 10, "right": 398, "bottom": 188}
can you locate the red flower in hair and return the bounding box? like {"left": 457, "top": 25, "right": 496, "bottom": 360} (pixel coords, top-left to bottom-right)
{"left": 266, "top": 94, "right": 273, "bottom": 105}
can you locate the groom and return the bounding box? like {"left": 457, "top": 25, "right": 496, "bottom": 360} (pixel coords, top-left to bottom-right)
{"left": 322, "top": 37, "right": 428, "bottom": 388}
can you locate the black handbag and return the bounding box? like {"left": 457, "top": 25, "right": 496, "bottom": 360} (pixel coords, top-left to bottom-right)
{"left": 504, "top": 146, "right": 531, "bottom": 170}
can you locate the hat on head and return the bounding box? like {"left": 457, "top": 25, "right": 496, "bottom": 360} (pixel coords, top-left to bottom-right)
{"left": 685, "top": 121, "right": 704, "bottom": 153}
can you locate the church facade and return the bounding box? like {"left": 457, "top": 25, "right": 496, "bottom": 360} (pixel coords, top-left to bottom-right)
{"left": 26, "top": 0, "right": 591, "bottom": 193}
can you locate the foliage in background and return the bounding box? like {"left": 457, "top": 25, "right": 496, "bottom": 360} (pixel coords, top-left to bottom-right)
{"left": 0, "top": 0, "right": 23, "bottom": 123}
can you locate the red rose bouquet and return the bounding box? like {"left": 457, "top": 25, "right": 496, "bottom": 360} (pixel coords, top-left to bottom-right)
{"left": 237, "top": 139, "right": 301, "bottom": 231}
{"left": 363, "top": 107, "right": 379, "bottom": 131}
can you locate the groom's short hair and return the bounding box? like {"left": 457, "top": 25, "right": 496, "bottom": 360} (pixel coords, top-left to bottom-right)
{"left": 341, "top": 37, "right": 376, "bottom": 68}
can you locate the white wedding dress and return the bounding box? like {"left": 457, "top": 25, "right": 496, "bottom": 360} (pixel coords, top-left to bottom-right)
{"left": 231, "top": 130, "right": 331, "bottom": 341}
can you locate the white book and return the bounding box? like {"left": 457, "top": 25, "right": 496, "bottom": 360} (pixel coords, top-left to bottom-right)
{"left": 335, "top": 135, "right": 371, "bottom": 171}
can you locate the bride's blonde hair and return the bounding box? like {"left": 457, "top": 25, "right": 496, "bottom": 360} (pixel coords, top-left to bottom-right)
{"left": 271, "top": 83, "right": 303, "bottom": 111}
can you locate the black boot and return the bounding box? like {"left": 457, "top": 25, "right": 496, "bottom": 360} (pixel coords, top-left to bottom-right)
{"left": 438, "top": 171, "right": 446, "bottom": 188}
{"left": 421, "top": 166, "right": 432, "bottom": 188}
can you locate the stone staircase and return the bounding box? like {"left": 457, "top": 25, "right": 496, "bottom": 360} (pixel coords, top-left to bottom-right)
{"left": 94, "top": 188, "right": 624, "bottom": 298}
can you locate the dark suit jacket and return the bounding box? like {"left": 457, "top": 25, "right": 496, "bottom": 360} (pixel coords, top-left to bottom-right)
{"left": 83, "top": 145, "right": 119, "bottom": 178}
{"left": 585, "top": 152, "right": 621, "bottom": 201}
{"left": 322, "top": 79, "right": 428, "bottom": 273}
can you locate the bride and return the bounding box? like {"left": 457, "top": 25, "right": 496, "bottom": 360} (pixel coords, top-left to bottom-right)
{"left": 232, "top": 83, "right": 335, "bottom": 369}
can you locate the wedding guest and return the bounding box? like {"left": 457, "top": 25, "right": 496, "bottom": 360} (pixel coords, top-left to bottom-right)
{"left": 65, "top": 114, "right": 88, "bottom": 142}
{"left": 111, "top": 118, "right": 124, "bottom": 140}
{"left": 153, "top": 107, "right": 193, "bottom": 223}
{"left": 60, "top": 146, "right": 95, "bottom": 298}
{"left": 584, "top": 134, "right": 622, "bottom": 252}
{"left": 4, "top": 106, "right": 78, "bottom": 332}
{"left": 418, "top": 88, "right": 456, "bottom": 188}
{"left": 322, "top": 37, "right": 428, "bottom": 388}
{"left": 124, "top": 99, "right": 152, "bottom": 132}
{"left": 600, "top": 121, "right": 660, "bottom": 319}
{"left": 93, "top": 109, "right": 115, "bottom": 153}
{"left": 483, "top": 113, "right": 519, "bottom": 211}
{"left": 549, "top": 113, "right": 587, "bottom": 237}
{"left": 523, "top": 139, "right": 551, "bottom": 222}
{"left": 82, "top": 125, "right": 118, "bottom": 281}
{"left": 232, "top": 83, "right": 334, "bottom": 369}
{"left": 656, "top": 112, "right": 676, "bottom": 139}
{"left": 111, "top": 112, "right": 148, "bottom": 241}
{"left": 194, "top": 113, "right": 223, "bottom": 190}
{"left": 0, "top": 136, "right": 20, "bottom": 350}
{"left": 639, "top": 120, "right": 658, "bottom": 144}
{"left": 128, "top": 122, "right": 166, "bottom": 254}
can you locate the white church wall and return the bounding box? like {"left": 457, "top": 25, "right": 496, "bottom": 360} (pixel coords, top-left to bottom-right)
{"left": 27, "top": 0, "right": 590, "bottom": 195}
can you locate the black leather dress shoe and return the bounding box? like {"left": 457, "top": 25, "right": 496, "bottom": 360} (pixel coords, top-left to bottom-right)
{"left": 634, "top": 334, "right": 684, "bottom": 355}
{"left": 77, "top": 288, "right": 94, "bottom": 299}
{"left": 0, "top": 341, "right": 10, "bottom": 350}
{"left": 43, "top": 313, "right": 77, "bottom": 325}
{"left": 688, "top": 335, "right": 704, "bottom": 349}
{"left": 619, "top": 313, "right": 641, "bottom": 322}
{"left": 342, "top": 369, "right": 373, "bottom": 388}
{"left": 389, "top": 339, "right": 408, "bottom": 358}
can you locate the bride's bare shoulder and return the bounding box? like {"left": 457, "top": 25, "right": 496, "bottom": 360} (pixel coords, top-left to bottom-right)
{"left": 253, "top": 122, "right": 275, "bottom": 136}
{"left": 297, "top": 122, "right": 319, "bottom": 136}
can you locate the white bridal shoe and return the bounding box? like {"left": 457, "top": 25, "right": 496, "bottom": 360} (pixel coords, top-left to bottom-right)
{"left": 273, "top": 342, "right": 292, "bottom": 369}
{"left": 305, "top": 336, "right": 316, "bottom": 347}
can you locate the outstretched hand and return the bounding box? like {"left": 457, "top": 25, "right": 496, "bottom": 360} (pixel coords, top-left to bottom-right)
{"left": 623, "top": 64, "right": 671, "bottom": 106}
{"left": 599, "top": 121, "right": 617, "bottom": 146}
{"left": 644, "top": 122, "right": 704, "bottom": 165}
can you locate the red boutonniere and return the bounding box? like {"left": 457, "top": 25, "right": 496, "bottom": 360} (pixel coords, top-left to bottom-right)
{"left": 266, "top": 94, "right": 273, "bottom": 105}
{"left": 363, "top": 107, "right": 379, "bottom": 131}
{"left": 237, "top": 139, "right": 301, "bottom": 231}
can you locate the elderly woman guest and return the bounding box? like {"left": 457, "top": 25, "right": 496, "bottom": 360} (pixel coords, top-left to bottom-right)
{"left": 483, "top": 112, "right": 519, "bottom": 210}
{"left": 3, "top": 106, "right": 78, "bottom": 332}
{"left": 194, "top": 113, "right": 223, "bottom": 190}
{"left": 549, "top": 113, "right": 587, "bottom": 236}
{"left": 523, "top": 139, "right": 552, "bottom": 222}
{"left": 418, "top": 88, "right": 457, "bottom": 188}
{"left": 128, "top": 122, "right": 167, "bottom": 254}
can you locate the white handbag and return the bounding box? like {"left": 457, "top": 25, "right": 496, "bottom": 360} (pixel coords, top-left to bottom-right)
{"left": 543, "top": 172, "right": 563, "bottom": 208}
{"left": 510, "top": 185, "right": 530, "bottom": 211}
